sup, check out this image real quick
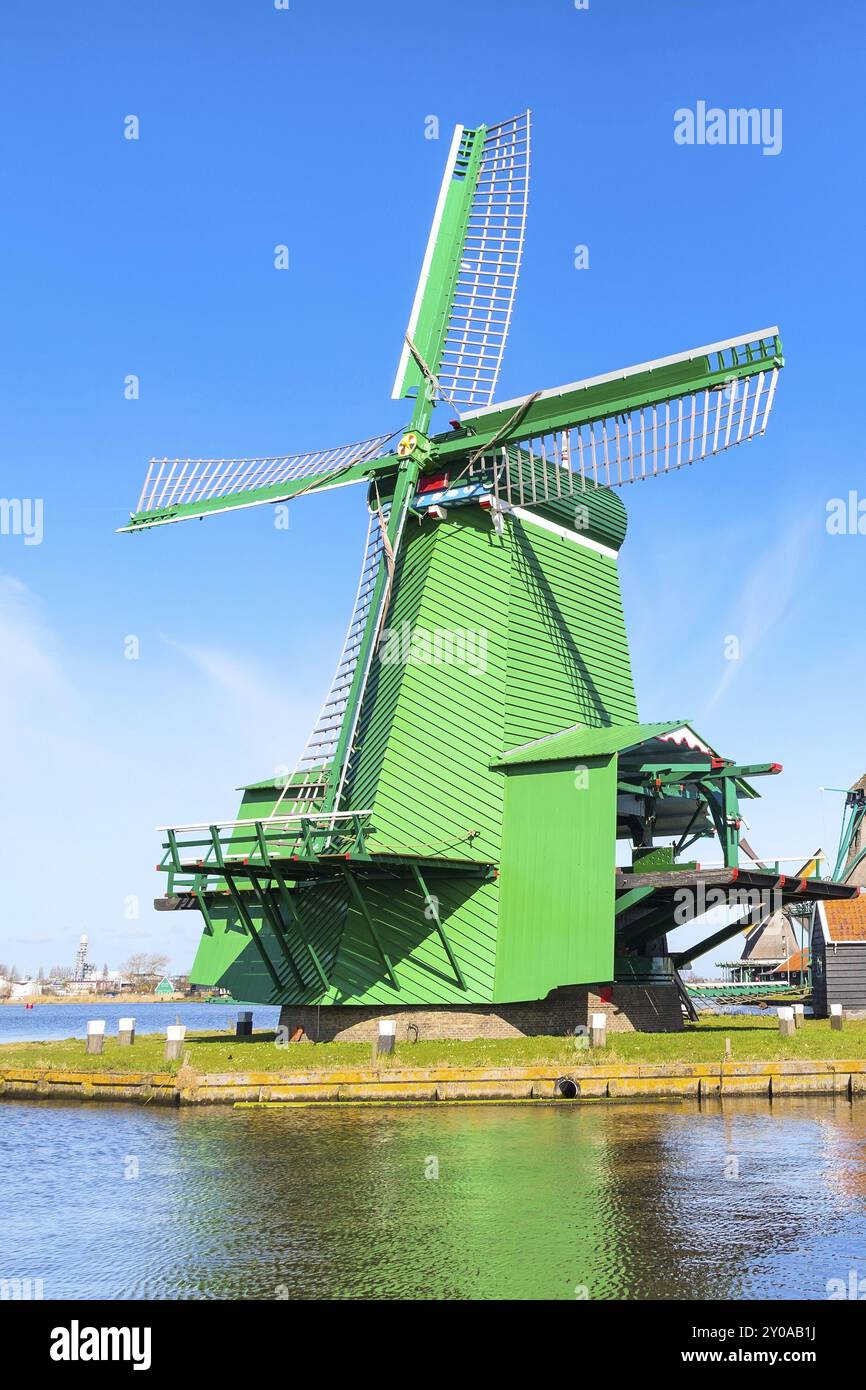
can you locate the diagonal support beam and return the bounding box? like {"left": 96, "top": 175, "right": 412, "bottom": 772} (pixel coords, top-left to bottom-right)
{"left": 222, "top": 870, "right": 284, "bottom": 996}
{"left": 247, "top": 875, "right": 306, "bottom": 992}
{"left": 341, "top": 866, "right": 400, "bottom": 991}
{"left": 410, "top": 863, "right": 466, "bottom": 990}
{"left": 192, "top": 883, "right": 216, "bottom": 936}
{"left": 270, "top": 867, "right": 331, "bottom": 993}
{"left": 615, "top": 885, "right": 656, "bottom": 917}
{"left": 671, "top": 905, "right": 764, "bottom": 969}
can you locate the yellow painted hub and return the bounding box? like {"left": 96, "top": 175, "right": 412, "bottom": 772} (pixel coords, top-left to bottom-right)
{"left": 397, "top": 432, "right": 418, "bottom": 458}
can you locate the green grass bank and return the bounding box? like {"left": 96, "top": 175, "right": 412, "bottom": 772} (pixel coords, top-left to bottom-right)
{"left": 1, "top": 1014, "right": 865, "bottom": 1075}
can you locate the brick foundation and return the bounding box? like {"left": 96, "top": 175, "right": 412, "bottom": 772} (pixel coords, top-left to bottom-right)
{"left": 279, "top": 982, "right": 683, "bottom": 1043}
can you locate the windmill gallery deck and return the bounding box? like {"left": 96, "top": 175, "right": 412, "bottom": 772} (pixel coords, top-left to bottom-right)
{"left": 121, "top": 112, "right": 855, "bottom": 1038}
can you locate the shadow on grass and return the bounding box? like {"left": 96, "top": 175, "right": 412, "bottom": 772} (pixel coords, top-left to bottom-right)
{"left": 186, "top": 1031, "right": 281, "bottom": 1046}
{"left": 682, "top": 1024, "right": 775, "bottom": 1034}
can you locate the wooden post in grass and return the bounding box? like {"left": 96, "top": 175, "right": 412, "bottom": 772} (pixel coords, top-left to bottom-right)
{"left": 165, "top": 1024, "right": 186, "bottom": 1061}
{"left": 792, "top": 1003, "right": 805, "bottom": 1030}
{"left": 236, "top": 1010, "right": 253, "bottom": 1039}
{"left": 778, "top": 1006, "right": 795, "bottom": 1038}
{"left": 590, "top": 1012, "right": 607, "bottom": 1049}
{"left": 377, "top": 1019, "right": 396, "bottom": 1057}
{"left": 831, "top": 1003, "right": 844, "bottom": 1032}
{"left": 118, "top": 1017, "right": 135, "bottom": 1046}
{"left": 86, "top": 1020, "right": 105, "bottom": 1055}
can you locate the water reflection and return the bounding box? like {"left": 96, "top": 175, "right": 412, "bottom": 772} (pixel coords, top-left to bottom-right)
{"left": 2, "top": 1098, "right": 865, "bottom": 1299}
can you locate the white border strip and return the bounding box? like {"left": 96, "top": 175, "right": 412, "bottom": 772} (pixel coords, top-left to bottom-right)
{"left": 462, "top": 327, "right": 781, "bottom": 420}
{"left": 816, "top": 900, "right": 831, "bottom": 944}
{"left": 157, "top": 810, "right": 373, "bottom": 833}
{"left": 391, "top": 124, "right": 465, "bottom": 400}
{"left": 508, "top": 503, "right": 617, "bottom": 558}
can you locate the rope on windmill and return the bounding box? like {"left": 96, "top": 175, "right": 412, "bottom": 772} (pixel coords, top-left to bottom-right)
{"left": 403, "top": 333, "right": 462, "bottom": 416}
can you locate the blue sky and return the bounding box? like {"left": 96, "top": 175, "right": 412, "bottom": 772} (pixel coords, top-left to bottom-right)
{"left": 0, "top": 0, "right": 863, "bottom": 978}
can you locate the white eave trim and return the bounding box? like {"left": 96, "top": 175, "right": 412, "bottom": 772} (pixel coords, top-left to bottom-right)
{"left": 508, "top": 503, "right": 617, "bottom": 559}
{"left": 816, "top": 900, "right": 831, "bottom": 944}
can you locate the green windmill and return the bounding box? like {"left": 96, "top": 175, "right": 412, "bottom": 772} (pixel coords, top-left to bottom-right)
{"left": 123, "top": 112, "right": 855, "bottom": 1037}
{"left": 828, "top": 775, "right": 866, "bottom": 885}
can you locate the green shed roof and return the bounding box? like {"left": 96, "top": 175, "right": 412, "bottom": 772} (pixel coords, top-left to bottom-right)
{"left": 491, "top": 720, "right": 710, "bottom": 768}
{"left": 238, "top": 767, "right": 326, "bottom": 793}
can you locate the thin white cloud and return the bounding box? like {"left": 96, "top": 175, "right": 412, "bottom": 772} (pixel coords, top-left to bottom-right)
{"left": 162, "top": 636, "right": 316, "bottom": 775}
{"left": 704, "top": 512, "right": 812, "bottom": 711}
{"left": 0, "top": 575, "right": 70, "bottom": 723}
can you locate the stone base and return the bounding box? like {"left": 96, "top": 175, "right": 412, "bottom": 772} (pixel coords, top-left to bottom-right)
{"left": 279, "top": 982, "right": 683, "bottom": 1043}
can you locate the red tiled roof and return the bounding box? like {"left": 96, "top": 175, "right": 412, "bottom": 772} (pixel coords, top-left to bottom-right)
{"left": 772, "top": 948, "right": 809, "bottom": 974}
{"left": 823, "top": 895, "right": 866, "bottom": 942}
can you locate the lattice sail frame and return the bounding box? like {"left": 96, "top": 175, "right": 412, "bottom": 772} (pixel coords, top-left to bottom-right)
{"left": 271, "top": 507, "right": 388, "bottom": 817}
{"left": 458, "top": 328, "right": 782, "bottom": 505}
{"left": 392, "top": 111, "right": 530, "bottom": 412}
{"left": 129, "top": 431, "right": 399, "bottom": 527}
{"left": 437, "top": 114, "right": 530, "bottom": 409}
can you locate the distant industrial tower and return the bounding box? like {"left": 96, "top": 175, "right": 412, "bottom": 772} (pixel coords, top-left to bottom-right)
{"left": 73, "top": 933, "right": 93, "bottom": 983}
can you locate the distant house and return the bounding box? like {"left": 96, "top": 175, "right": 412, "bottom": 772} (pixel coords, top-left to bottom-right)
{"left": 9, "top": 977, "right": 44, "bottom": 999}
{"left": 66, "top": 970, "right": 125, "bottom": 996}
{"left": 154, "top": 976, "right": 176, "bottom": 997}
{"left": 771, "top": 947, "right": 810, "bottom": 986}
{"left": 718, "top": 908, "right": 803, "bottom": 984}
{"left": 812, "top": 897, "right": 866, "bottom": 1017}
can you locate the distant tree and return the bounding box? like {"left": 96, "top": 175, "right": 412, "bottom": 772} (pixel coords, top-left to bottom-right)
{"left": 122, "top": 952, "right": 170, "bottom": 989}
{"left": 123, "top": 952, "right": 149, "bottom": 978}
{"left": 9, "top": 964, "right": 17, "bottom": 983}
{"left": 37, "top": 966, "right": 45, "bottom": 981}
{"left": 49, "top": 964, "right": 73, "bottom": 981}
{"left": 102, "top": 961, "right": 109, "bottom": 978}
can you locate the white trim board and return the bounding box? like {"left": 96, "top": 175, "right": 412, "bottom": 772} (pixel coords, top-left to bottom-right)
{"left": 507, "top": 503, "right": 618, "bottom": 559}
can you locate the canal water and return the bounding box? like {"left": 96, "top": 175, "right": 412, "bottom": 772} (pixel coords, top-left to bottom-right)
{"left": 0, "top": 1001, "right": 281, "bottom": 1045}
{"left": 2, "top": 1096, "right": 866, "bottom": 1299}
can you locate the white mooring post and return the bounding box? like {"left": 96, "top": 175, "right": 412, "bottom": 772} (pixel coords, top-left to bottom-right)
{"left": 792, "top": 1003, "right": 805, "bottom": 1030}
{"left": 165, "top": 1024, "right": 186, "bottom": 1061}
{"left": 778, "top": 1006, "right": 795, "bottom": 1038}
{"left": 377, "top": 1019, "right": 397, "bottom": 1058}
{"left": 831, "top": 1003, "right": 845, "bottom": 1032}
{"left": 118, "top": 1017, "right": 136, "bottom": 1047}
{"left": 236, "top": 1010, "right": 253, "bottom": 1039}
{"left": 86, "top": 1020, "right": 105, "bottom": 1055}
{"left": 590, "top": 1012, "right": 607, "bottom": 1049}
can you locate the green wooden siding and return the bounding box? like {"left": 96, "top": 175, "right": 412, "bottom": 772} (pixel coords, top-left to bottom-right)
{"left": 190, "top": 502, "right": 635, "bottom": 1005}
{"left": 505, "top": 519, "right": 637, "bottom": 746}
{"left": 494, "top": 756, "right": 616, "bottom": 999}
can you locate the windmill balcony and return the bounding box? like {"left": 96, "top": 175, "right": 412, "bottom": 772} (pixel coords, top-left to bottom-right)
{"left": 158, "top": 811, "right": 377, "bottom": 895}
{"left": 157, "top": 812, "right": 495, "bottom": 898}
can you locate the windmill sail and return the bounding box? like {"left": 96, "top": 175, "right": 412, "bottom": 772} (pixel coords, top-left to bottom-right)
{"left": 392, "top": 111, "right": 530, "bottom": 412}
{"left": 433, "top": 327, "right": 783, "bottom": 505}
{"left": 271, "top": 508, "right": 388, "bottom": 815}
{"left": 121, "top": 430, "right": 400, "bottom": 531}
